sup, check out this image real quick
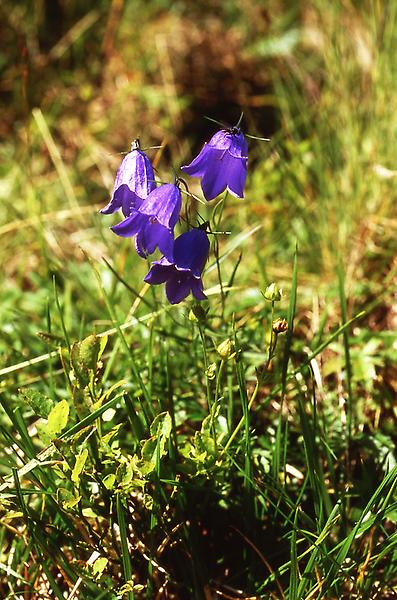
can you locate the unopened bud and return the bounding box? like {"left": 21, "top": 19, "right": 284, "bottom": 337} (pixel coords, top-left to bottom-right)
{"left": 216, "top": 338, "right": 234, "bottom": 359}
{"left": 263, "top": 283, "right": 282, "bottom": 302}
{"left": 189, "top": 304, "right": 207, "bottom": 323}
{"left": 206, "top": 362, "right": 217, "bottom": 380}
{"left": 272, "top": 318, "right": 288, "bottom": 334}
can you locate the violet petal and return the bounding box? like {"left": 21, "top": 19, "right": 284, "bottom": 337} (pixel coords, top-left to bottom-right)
{"left": 191, "top": 277, "right": 207, "bottom": 301}
{"left": 139, "top": 184, "right": 182, "bottom": 228}
{"left": 174, "top": 229, "right": 210, "bottom": 275}
{"left": 222, "top": 154, "right": 247, "bottom": 199}
{"left": 111, "top": 212, "right": 147, "bottom": 238}
{"left": 181, "top": 144, "right": 212, "bottom": 177}
{"left": 144, "top": 263, "right": 173, "bottom": 285}
{"left": 200, "top": 158, "right": 228, "bottom": 201}
{"left": 165, "top": 273, "right": 192, "bottom": 304}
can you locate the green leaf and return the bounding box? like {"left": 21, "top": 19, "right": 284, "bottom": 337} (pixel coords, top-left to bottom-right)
{"left": 92, "top": 556, "right": 108, "bottom": 579}
{"left": 57, "top": 488, "right": 81, "bottom": 510}
{"left": 140, "top": 438, "right": 160, "bottom": 476}
{"left": 149, "top": 411, "right": 172, "bottom": 438}
{"left": 47, "top": 400, "right": 70, "bottom": 437}
{"left": 103, "top": 473, "right": 116, "bottom": 490}
{"left": 100, "top": 423, "right": 122, "bottom": 447}
{"left": 71, "top": 447, "right": 89, "bottom": 485}
{"left": 19, "top": 388, "right": 54, "bottom": 419}
{"left": 188, "top": 407, "right": 222, "bottom": 474}
{"left": 79, "top": 335, "right": 102, "bottom": 371}
{"left": 97, "top": 334, "right": 108, "bottom": 361}
{"left": 140, "top": 412, "right": 172, "bottom": 475}
{"left": 70, "top": 334, "right": 107, "bottom": 388}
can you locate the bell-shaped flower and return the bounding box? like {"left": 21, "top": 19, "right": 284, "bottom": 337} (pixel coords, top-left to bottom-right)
{"left": 144, "top": 228, "right": 210, "bottom": 304}
{"left": 100, "top": 140, "right": 156, "bottom": 217}
{"left": 111, "top": 183, "right": 181, "bottom": 261}
{"left": 181, "top": 127, "right": 248, "bottom": 201}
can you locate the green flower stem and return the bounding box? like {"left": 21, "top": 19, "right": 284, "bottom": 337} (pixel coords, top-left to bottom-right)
{"left": 223, "top": 302, "right": 280, "bottom": 454}
{"left": 212, "top": 192, "right": 227, "bottom": 319}
{"left": 215, "top": 358, "right": 226, "bottom": 404}
{"left": 223, "top": 379, "right": 259, "bottom": 453}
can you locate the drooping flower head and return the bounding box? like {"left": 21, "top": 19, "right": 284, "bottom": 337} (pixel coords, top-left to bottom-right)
{"left": 181, "top": 127, "right": 248, "bottom": 201}
{"left": 144, "top": 228, "right": 210, "bottom": 305}
{"left": 111, "top": 183, "right": 182, "bottom": 261}
{"left": 100, "top": 139, "right": 156, "bottom": 217}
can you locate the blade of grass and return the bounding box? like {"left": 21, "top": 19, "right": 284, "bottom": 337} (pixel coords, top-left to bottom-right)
{"left": 32, "top": 108, "right": 79, "bottom": 211}
{"left": 324, "top": 464, "right": 397, "bottom": 594}
{"left": 273, "top": 246, "right": 297, "bottom": 491}
{"left": 337, "top": 259, "right": 353, "bottom": 462}
{"left": 282, "top": 244, "right": 298, "bottom": 396}
{"left": 289, "top": 509, "right": 299, "bottom": 600}
{"left": 88, "top": 255, "right": 153, "bottom": 417}
{"left": 297, "top": 391, "right": 332, "bottom": 526}
{"left": 116, "top": 494, "right": 134, "bottom": 600}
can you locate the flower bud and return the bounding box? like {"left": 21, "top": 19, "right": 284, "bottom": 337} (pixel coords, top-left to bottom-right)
{"left": 206, "top": 362, "right": 217, "bottom": 380}
{"left": 272, "top": 318, "right": 288, "bottom": 334}
{"left": 216, "top": 339, "right": 234, "bottom": 359}
{"left": 189, "top": 304, "right": 208, "bottom": 323}
{"left": 263, "top": 282, "right": 282, "bottom": 302}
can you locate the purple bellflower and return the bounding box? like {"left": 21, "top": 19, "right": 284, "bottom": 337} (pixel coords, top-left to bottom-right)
{"left": 181, "top": 127, "right": 248, "bottom": 201}
{"left": 144, "top": 228, "right": 210, "bottom": 305}
{"left": 111, "top": 183, "right": 182, "bottom": 261}
{"left": 100, "top": 140, "right": 156, "bottom": 217}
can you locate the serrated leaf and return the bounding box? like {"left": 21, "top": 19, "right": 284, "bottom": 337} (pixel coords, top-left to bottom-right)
{"left": 100, "top": 423, "right": 122, "bottom": 446}
{"left": 71, "top": 447, "right": 89, "bottom": 485}
{"left": 71, "top": 334, "right": 108, "bottom": 393}
{"left": 19, "top": 388, "right": 54, "bottom": 418}
{"left": 149, "top": 411, "right": 172, "bottom": 438}
{"left": 119, "top": 460, "right": 137, "bottom": 488}
{"left": 79, "top": 334, "right": 101, "bottom": 371}
{"left": 47, "top": 400, "right": 70, "bottom": 437}
{"left": 72, "top": 387, "right": 93, "bottom": 419}
{"left": 71, "top": 335, "right": 98, "bottom": 386}
{"left": 70, "top": 342, "right": 89, "bottom": 387}
{"left": 139, "top": 412, "right": 172, "bottom": 476}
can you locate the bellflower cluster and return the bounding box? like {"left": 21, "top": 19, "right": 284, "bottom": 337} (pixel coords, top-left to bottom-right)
{"left": 101, "top": 125, "right": 249, "bottom": 304}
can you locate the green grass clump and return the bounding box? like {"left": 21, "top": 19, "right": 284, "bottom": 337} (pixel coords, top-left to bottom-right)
{"left": 1, "top": 1, "right": 397, "bottom": 598}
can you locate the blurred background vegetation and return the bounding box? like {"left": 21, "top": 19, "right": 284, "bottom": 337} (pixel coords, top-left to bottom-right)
{"left": 2, "top": 0, "right": 397, "bottom": 393}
